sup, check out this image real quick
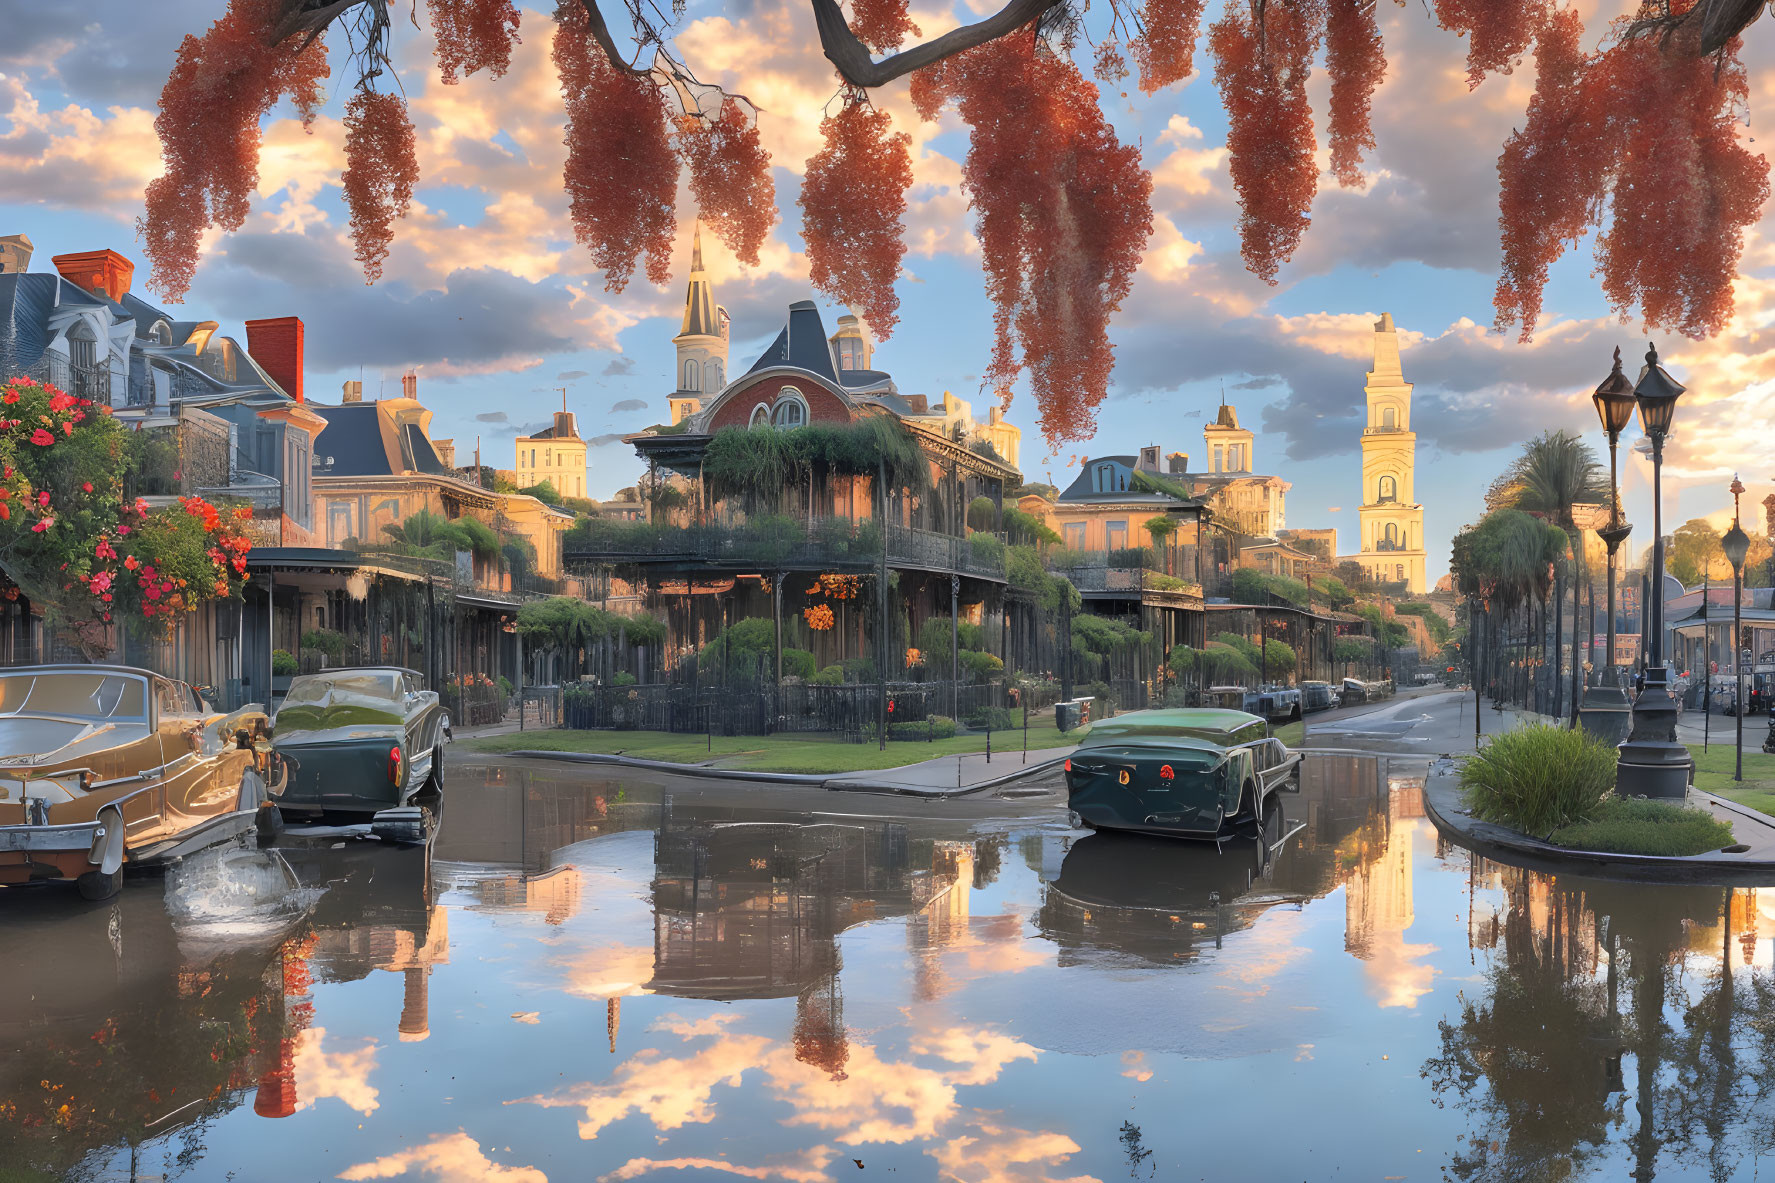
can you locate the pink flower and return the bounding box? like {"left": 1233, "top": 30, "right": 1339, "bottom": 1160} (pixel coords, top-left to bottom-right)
{"left": 117, "top": 525, "right": 130, "bottom": 536}
{"left": 81, "top": 482, "right": 93, "bottom": 493}
{"left": 29, "top": 428, "right": 53, "bottom": 446}
{"left": 62, "top": 421, "right": 73, "bottom": 436}
{"left": 95, "top": 540, "right": 117, "bottom": 560}
{"left": 31, "top": 517, "right": 53, "bottom": 533}
{"left": 35, "top": 491, "right": 48, "bottom": 507}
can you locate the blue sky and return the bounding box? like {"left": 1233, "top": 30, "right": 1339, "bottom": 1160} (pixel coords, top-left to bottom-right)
{"left": 4, "top": 0, "right": 1772, "bottom": 583}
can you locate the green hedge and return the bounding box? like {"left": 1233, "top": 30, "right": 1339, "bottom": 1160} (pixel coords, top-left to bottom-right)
{"left": 889, "top": 714, "right": 956, "bottom": 740}
{"left": 1460, "top": 724, "right": 1618, "bottom": 836}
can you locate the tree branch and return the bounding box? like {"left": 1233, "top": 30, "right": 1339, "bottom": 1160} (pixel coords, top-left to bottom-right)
{"left": 808, "top": 0, "right": 1067, "bottom": 87}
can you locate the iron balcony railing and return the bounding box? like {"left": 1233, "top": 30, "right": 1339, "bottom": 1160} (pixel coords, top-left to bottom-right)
{"left": 1065, "top": 565, "right": 1203, "bottom": 600}
{"left": 28, "top": 355, "right": 111, "bottom": 404}
{"left": 565, "top": 517, "right": 1008, "bottom": 581}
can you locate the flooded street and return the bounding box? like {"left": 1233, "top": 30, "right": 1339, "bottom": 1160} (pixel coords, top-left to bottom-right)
{"left": 6, "top": 753, "right": 1775, "bottom": 1181}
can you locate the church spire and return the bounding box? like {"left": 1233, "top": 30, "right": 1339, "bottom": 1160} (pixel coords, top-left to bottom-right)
{"left": 679, "top": 221, "right": 718, "bottom": 338}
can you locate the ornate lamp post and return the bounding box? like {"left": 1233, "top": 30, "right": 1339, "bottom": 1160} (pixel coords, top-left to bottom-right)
{"left": 1581, "top": 349, "right": 1637, "bottom": 743}
{"left": 1723, "top": 477, "right": 1751, "bottom": 782}
{"left": 1616, "top": 344, "right": 1689, "bottom": 798}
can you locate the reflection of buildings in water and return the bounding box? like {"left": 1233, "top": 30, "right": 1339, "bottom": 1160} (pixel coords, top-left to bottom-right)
{"left": 463, "top": 863, "right": 584, "bottom": 925}
{"left": 910, "top": 841, "right": 976, "bottom": 1002}
{"left": 1342, "top": 776, "right": 1437, "bottom": 1008}
{"left": 647, "top": 817, "right": 975, "bottom": 1074}
{"left": 433, "top": 767, "right": 651, "bottom": 881}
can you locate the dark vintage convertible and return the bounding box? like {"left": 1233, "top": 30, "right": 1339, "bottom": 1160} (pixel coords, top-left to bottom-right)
{"left": 1065, "top": 708, "right": 1302, "bottom": 840}
{"left": 270, "top": 667, "right": 450, "bottom": 842}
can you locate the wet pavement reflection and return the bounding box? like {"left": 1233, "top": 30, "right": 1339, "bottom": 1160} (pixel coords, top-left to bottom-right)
{"left": 6, "top": 754, "right": 1775, "bottom": 1180}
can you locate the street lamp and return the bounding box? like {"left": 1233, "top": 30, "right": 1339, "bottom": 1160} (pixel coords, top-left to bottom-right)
{"left": 1581, "top": 349, "right": 1636, "bottom": 743}
{"left": 1616, "top": 343, "right": 1689, "bottom": 798}
{"left": 1723, "top": 476, "right": 1751, "bottom": 782}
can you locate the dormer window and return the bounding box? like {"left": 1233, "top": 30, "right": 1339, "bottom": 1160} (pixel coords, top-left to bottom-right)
{"left": 772, "top": 394, "right": 806, "bottom": 429}
{"left": 1092, "top": 462, "right": 1115, "bottom": 493}
{"left": 750, "top": 404, "right": 770, "bottom": 427}
{"left": 150, "top": 321, "right": 173, "bottom": 346}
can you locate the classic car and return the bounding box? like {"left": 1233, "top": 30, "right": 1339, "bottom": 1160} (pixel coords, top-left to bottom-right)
{"left": 1065, "top": 707, "right": 1302, "bottom": 840}
{"left": 1339, "top": 677, "right": 1396, "bottom": 707}
{"left": 1248, "top": 685, "right": 1301, "bottom": 723}
{"left": 0, "top": 665, "right": 273, "bottom": 900}
{"left": 270, "top": 667, "right": 449, "bottom": 842}
{"left": 1299, "top": 681, "right": 1337, "bottom": 713}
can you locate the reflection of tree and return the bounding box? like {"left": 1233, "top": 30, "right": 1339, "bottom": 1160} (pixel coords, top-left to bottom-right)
{"left": 1118, "top": 1120, "right": 1153, "bottom": 1177}
{"left": 1423, "top": 876, "right": 1619, "bottom": 1182}
{"left": 1425, "top": 873, "right": 1775, "bottom": 1183}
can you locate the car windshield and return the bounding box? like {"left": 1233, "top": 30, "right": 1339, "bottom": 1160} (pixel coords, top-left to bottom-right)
{"left": 282, "top": 672, "right": 402, "bottom": 706}
{"left": 0, "top": 672, "right": 147, "bottom": 721}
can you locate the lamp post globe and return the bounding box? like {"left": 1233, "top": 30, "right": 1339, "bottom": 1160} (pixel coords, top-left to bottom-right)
{"left": 1579, "top": 348, "right": 1636, "bottom": 744}
{"left": 1615, "top": 343, "right": 1690, "bottom": 798}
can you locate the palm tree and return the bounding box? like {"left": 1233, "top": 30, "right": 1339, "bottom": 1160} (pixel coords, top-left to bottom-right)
{"left": 1452, "top": 509, "right": 1566, "bottom": 708}
{"left": 1492, "top": 432, "right": 1607, "bottom": 720}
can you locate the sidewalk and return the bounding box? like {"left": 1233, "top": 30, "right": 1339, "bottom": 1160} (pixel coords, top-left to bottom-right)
{"left": 486, "top": 744, "right": 1075, "bottom": 798}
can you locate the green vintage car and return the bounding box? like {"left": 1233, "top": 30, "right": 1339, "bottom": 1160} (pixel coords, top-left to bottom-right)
{"left": 1064, "top": 707, "right": 1301, "bottom": 840}
{"left": 270, "top": 667, "right": 450, "bottom": 842}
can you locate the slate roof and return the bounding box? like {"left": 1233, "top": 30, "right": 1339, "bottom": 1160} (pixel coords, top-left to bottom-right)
{"left": 743, "top": 300, "right": 839, "bottom": 383}
{"left": 311, "top": 403, "right": 396, "bottom": 476}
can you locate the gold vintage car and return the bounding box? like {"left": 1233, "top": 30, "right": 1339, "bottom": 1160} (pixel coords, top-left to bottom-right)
{"left": 0, "top": 665, "right": 273, "bottom": 900}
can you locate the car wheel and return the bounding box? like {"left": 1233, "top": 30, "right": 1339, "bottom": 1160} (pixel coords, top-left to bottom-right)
{"left": 431, "top": 747, "right": 445, "bottom": 792}
{"left": 77, "top": 867, "right": 122, "bottom": 901}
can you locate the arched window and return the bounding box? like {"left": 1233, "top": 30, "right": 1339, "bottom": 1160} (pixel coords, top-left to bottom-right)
{"left": 706, "top": 359, "right": 723, "bottom": 390}
{"left": 1383, "top": 523, "right": 1398, "bottom": 549}
{"left": 1381, "top": 407, "right": 1396, "bottom": 429}
{"left": 750, "top": 404, "right": 771, "bottom": 427}
{"left": 1229, "top": 444, "right": 1243, "bottom": 471}
{"left": 771, "top": 389, "right": 807, "bottom": 429}
{"left": 1093, "top": 463, "right": 1114, "bottom": 493}
{"left": 1377, "top": 475, "right": 1396, "bottom": 503}
{"left": 683, "top": 360, "right": 700, "bottom": 392}
{"left": 149, "top": 321, "right": 173, "bottom": 346}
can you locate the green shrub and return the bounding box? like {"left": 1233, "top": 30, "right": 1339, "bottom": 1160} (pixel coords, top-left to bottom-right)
{"left": 613, "top": 671, "right": 637, "bottom": 686}
{"left": 959, "top": 649, "right": 1004, "bottom": 681}
{"left": 497, "top": 675, "right": 514, "bottom": 699}
{"left": 965, "top": 706, "right": 1017, "bottom": 731}
{"left": 1460, "top": 724, "right": 1618, "bottom": 837}
{"left": 968, "top": 532, "right": 1006, "bottom": 569}
{"left": 889, "top": 714, "right": 956, "bottom": 740}
{"left": 811, "top": 664, "right": 844, "bottom": 686}
{"left": 1549, "top": 797, "right": 1736, "bottom": 856}
{"left": 302, "top": 628, "right": 347, "bottom": 660}
{"left": 782, "top": 648, "right": 817, "bottom": 680}
{"left": 272, "top": 649, "right": 298, "bottom": 676}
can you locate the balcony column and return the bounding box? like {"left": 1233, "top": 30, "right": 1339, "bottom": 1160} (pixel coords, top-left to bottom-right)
{"left": 951, "top": 574, "right": 960, "bottom": 722}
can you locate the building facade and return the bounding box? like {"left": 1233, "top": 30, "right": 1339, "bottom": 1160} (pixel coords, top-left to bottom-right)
{"left": 1340, "top": 313, "right": 1426, "bottom": 593}
{"left": 515, "top": 409, "right": 588, "bottom": 500}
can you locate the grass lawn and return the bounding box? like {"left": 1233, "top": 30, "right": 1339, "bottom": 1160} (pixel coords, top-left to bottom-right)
{"left": 1274, "top": 720, "right": 1304, "bottom": 748}
{"left": 1550, "top": 797, "right": 1736, "bottom": 857}
{"left": 463, "top": 714, "right": 1085, "bottom": 774}
{"left": 1687, "top": 743, "right": 1775, "bottom": 817}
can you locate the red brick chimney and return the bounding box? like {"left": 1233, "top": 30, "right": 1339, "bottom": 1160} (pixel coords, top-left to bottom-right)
{"left": 245, "top": 317, "right": 305, "bottom": 402}
{"left": 401, "top": 371, "right": 418, "bottom": 400}
{"left": 50, "top": 249, "right": 134, "bottom": 303}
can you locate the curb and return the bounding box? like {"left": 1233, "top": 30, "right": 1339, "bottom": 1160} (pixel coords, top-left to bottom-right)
{"left": 1421, "top": 771, "right": 1775, "bottom": 886}
{"left": 497, "top": 748, "right": 1070, "bottom": 798}
{"left": 827, "top": 754, "right": 1070, "bottom": 799}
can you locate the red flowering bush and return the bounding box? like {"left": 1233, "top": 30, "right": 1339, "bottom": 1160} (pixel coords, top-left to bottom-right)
{"left": 0, "top": 375, "right": 254, "bottom": 654}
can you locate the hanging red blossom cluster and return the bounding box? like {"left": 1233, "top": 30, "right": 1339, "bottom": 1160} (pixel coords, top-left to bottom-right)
{"left": 341, "top": 92, "right": 421, "bottom": 284}
{"left": 915, "top": 34, "right": 1151, "bottom": 444}
{"left": 676, "top": 100, "right": 777, "bottom": 267}
{"left": 850, "top": 0, "right": 921, "bottom": 52}
{"left": 1129, "top": 0, "right": 1207, "bottom": 93}
{"left": 139, "top": 0, "right": 329, "bottom": 301}
{"left": 427, "top": 0, "right": 522, "bottom": 83}
{"left": 1325, "top": 0, "right": 1386, "bottom": 188}
{"left": 1209, "top": 0, "right": 1321, "bottom": 285}
{"left": 1435, "top": 0, "right": 1545, "bottom": 88}
{"left": 1495, "top": 7, "right": 1768, "bottom": 340}
{"left": 554, "top": 1, "right": 678, "bottom": 291}
{"left": 800, "top": 102, "right": 915, "bottom": 339}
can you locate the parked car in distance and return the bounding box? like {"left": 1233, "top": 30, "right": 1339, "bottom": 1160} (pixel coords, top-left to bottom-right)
{"left": 270, "top": 667, "right": 449, "bottom": 842}
{"left": 0, "top": 665, "right": 272, "bottom": 899}
{"left": 1299, "top": 681, "right": 1336, "bottom": 713}
{"left": 1065, "top": 707, "right": 1302, "bottom": 840}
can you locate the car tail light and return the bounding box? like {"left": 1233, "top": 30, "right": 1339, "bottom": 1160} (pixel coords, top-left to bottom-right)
{"left": 1063, "top": 758, "right": 1071, "bottom": 772}
{"left": 388, "top": 745, "right": 403, "bottom": 784}
{"left": 1160, "top": 765, "right": 1174, "bottom": 780}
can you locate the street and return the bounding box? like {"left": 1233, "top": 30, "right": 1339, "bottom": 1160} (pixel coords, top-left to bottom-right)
{"left": 3, "top": 696, "right": 1774, "bottom": 1181}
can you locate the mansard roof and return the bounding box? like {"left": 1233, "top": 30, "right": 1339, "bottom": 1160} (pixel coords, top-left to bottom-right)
{"left": 743, "top": 301, "right": 839, "bottom": 384}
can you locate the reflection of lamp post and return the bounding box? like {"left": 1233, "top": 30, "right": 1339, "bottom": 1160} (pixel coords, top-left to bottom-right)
{"left": 1581, "top": 351, "right": 1637, "bottom": 742}
{"left": 1616, "top": 344, "right": 1689, "bottom": 798}
{"left": 1723, "top": 477, "right": 1751, "bottom": 782}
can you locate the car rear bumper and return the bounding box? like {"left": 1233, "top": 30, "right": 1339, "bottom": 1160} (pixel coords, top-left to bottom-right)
{"left": 0, "top": 821, "right": 105, "bottom": 884}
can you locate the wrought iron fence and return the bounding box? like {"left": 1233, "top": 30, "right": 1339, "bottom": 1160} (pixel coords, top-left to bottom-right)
{"left": 28, "top": 355, "right": 110, "bottom": 403}
{"left": 559, "top": 678, "right": 1011, "bottom": 739}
